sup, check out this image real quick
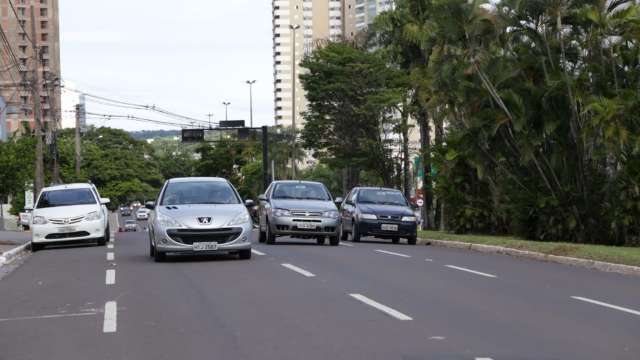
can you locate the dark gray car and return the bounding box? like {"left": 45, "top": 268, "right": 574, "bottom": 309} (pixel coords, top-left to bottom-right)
{"left": 257, "top": 181, "right": 343, "bottom": 246}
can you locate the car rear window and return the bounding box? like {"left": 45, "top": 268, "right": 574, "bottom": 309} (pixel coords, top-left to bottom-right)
{"left": 161, "top": 181, "right": 240, "bottom": 205}
{"left": 357, "top": 189, "right": 408, "bottom": 206}
{"left": 36, "top": 188, "right": 97, "bottom": 209}
{"left": 272, "top": 183, "right": 330, "bottom": 201}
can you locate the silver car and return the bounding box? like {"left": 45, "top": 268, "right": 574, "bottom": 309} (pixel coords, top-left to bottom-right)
{"left": 257, "top": 180, "right": 343, "bottom": 246}
{"left": 147, "top": 177, "right": 254, "bottom": 262}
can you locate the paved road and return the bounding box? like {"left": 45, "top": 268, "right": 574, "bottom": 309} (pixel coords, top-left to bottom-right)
{"left": 0, "top": 214, "right": 639, "bottom": 360}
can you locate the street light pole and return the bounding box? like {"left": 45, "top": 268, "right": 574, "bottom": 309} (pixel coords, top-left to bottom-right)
{"left": 246, "top": 80, "right": 256, "bottom": 128}
{"left": 206, "top": 113, "right": 214, "bottom": 129}
{"left": 222, "top": 102, "right": 231, "bottom": 121}
{"left": 289, "top": 24, "right": 300, "bottom": 179}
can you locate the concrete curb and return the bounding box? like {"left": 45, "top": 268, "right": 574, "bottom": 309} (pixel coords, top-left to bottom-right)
{"left": 422, "top": 238, "right": 640, "bottom": 277}
{"left": 0, "top": 242, "right": 31, "bottom": 266}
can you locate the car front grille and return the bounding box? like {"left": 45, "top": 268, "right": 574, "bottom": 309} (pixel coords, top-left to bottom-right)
{"left": 49, "top": 216, "right": 85, "bottom": 225}
{"left": 377, "top": 215, "right": 402, "bottom": 221}
{"left": 45, "top": 231, "right": 91, "bottom": 240}
{"left": 290, "top": 210, "right": 323, "bottom": 217}
{"left": 166, "top": 228, "right": 242, "bottom": 245}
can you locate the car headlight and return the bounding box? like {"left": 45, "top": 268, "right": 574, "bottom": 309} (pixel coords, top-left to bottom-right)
{"left": 227, "top": 211, "right": 250, "bottom": 226}
{"left": 360, "top": 213, "right": 377, "bottom": 220}
{"left": 157, "top": 213, "right": 185, "bottom": 228}
{"left": 323, "top": 210, "right": 339, "bottom": 219}
{"left": 32, "top": 215, "right": 47, "bottom": 225}
{"left": 273, "top": 208, "right": 291, "bottom": 217}
{"left": 85, "top": 211, "right": 101, "bottom": 221}
{"left": 401, "top": 216, "right": 417, "bottom": 222}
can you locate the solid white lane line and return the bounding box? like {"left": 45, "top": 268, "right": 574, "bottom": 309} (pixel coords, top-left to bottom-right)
{"left": 107, "top": 244, "right": 114, "bottom": 249}
{"left": 571, "top": 296, "right": 640, "bottom": 316}
{"left": 0, "top": 312, "right": 97, "bottom": 322}
{"left": 375, "top": 249, "right": 411, "bottom": 258}
{"left": 349, "top": 293, "right": 413, "bottom": 321}
{"left": 103, "top": 301, "right": 117, "bottom": 333}
{"left": 251, "top": 249, "right": 266, "bottom": 256}
{"left": 476, "top": 358, "right": 494, "bottom": 360}
{"left": 445, "top": 265, "right": 496, "bottom": 278}
{"left": 105, "top": 269, "right": 115, "bottom": 285}
{"left": 106, "top": 252, "right": 114, "bottom": 261}
{"left": 281, "top": 263, "right": 315, "bottom": 277}
{"left": 339, "top": 242, "right": 354, "bottom": 247}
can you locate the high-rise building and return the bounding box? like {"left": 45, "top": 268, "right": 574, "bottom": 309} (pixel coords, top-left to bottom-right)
{"left": 0, "top": 0, "right": 61, "bottom": 135}
{"left": 272, "top": 0, "right": 393, "bottom": 128}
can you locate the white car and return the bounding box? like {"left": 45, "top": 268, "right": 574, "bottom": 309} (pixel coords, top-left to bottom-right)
{"left": 30, "top": 183, "right": 111, "bottom": 252}
{"left": 136, "top": 208, "right": 150, "bottom": 220}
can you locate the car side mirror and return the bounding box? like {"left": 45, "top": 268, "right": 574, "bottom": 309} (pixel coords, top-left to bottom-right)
{"left": 245, "top": 199, "right": 255, "bottom": 208}
{"left": 258, "top": 194, "right": 268, "bottom": 202}
{"left": 334, "top": 197, "right": 344, "bottom": 205}
{"left": 100, "top": 198, "right": 111, "bottom": 205}
{"left": 145, "top": 201, "right": 156, "bottom": 210}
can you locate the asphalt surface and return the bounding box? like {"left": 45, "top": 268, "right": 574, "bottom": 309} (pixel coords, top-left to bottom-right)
{"left": 0, "top": 213, "right": 639, "bottom": 360}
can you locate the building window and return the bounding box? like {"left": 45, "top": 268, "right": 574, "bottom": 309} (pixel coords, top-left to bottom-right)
{"left": 19, "top": 45, "right": 27, "bottom": 53}
{"left": 40, "top": 8, "right": 47, "bottom": 17}
{"left": 40, "top": 0, "right": 47, "bottom": 4}
{"left": 40, "top": 46, "right": 48, "bottom": 54}
{"left": 40, "top": 20, "right": 48, "bottom": 29}
{"left": 41, "top": 33, "right": 48, "bottom": 41}
{"left": 19, "top": 58, "right": 27, "bottom": 66}
{"left": 21, "top": 96, "right": 28, "bottom": 105}
{"left": 42, "top": 58, "right": 49, "bottom": 66}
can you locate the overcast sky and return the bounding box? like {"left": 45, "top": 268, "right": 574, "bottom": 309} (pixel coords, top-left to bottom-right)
{"left": 60, "top": 0, "right": 274, "bottom": 131}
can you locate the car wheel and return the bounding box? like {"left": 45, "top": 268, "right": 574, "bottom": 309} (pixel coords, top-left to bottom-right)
{"left": 266, "top": 222, "right": 276, "bottom": 245}
{"left": 154, "top": 248, "right": 166, "bottom": 262}
{"left": 352, "top": 221, "right": 361, "bottom": 242}
{"left": 149, "top": 241, "right": 155, "bottom": 257}
{"left": 339, "top": 223, "right": 348, "bottom": 241}
{"left": 258, "top": 225, "right": 266, "bottom": 243}
{"left": 238, "top": 249, "right": 252, "bottom": 260}
{"left": 97, "top": 228, "right": 108, "bottom": 246}
{"left": 392, "top": 237, "right": 399, "bottom": 244}
{"left": 407, "top": 236, "right": 417, "bottom": 245}
{"left": 329, "top": 236, "right": 339, "bottom": 246}
{"left": 31, "top": 242, "right": 41, "bottom": 252}
{"left": 316, "top": 236, "right": 325, "bottom": 245}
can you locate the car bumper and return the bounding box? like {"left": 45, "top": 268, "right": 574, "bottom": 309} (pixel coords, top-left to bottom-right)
{"left": 270, "top": 216, "right": 340, "bottom": 237}
{"left": 357, "top": 220, "right": 417, "bottom": 238}
{"left": 155, "top": 222, "right": 252, "bottom": 253}
{"left": 32, "top": 221, "right": 105, "bottom": 244}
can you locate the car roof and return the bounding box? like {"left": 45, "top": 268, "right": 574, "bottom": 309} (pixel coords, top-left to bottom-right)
{"left": 167, "top": 177, "right": 228, "bottom": 183}
{"left": 356, "top": 187, "right": 402, "bottom": 192}
{"left": 41, "top": 183, "right": 94, "bottom": 192}
{"left": 272, "top": 180, "right": 323, "bottom": 185}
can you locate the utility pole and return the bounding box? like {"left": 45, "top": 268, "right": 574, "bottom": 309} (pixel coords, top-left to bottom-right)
{"left": 222, "top": 101, "right": 231, "bottom": 121}
{"left": 206, "top": 113, "right": 214, "bottom": 129}
{"left": 75, "top": 104, "right": 81, "bottom": 177}
{"left": 30, "top": 5, "right": 44, "bottom": 200}
{"left": 246, "top": 80, "right": 256, "bottom": 128}
{"left": 289, "top": 24, "right": 300, "bottom": 179}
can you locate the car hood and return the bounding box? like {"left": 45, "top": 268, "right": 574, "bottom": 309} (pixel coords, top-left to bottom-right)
{"left": 271, "top": 199, "right": 337, "bottom": 212}
{"left": 358, "top": 204, "right": 413, "bottom": 217}
{"left": 33, "top": 204, "right": 101, "bottom": 219}
{"left": 157, "top": 204, "right": 248, "bottom": 228}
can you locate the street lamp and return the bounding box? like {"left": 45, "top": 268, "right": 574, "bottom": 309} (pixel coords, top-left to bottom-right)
{"left": 222, "top": 101, "right": 231, "bottom": 121}
{"left": 289, "top": 24, "right": 300, "bottom": 179}
{"left": 246, "top": 80, "right": 256, "bottom": 128}
{"left": 206, "top": 113, "right": 214, "bottom": 129}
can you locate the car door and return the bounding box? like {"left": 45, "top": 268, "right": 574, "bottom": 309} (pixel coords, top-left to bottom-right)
{"left": 341, "top": 189, "right": 358, "bottom": 231}
{"left": 258, "top": 184, "right": 273, "bottom": 231}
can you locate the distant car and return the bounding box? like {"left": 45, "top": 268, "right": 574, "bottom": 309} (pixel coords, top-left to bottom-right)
{"left": 136, "top": 208, "right": 150, "bottom": 220}
{"left": 147, "top": 177, "right": 253, "bottom": 262}
{"left": 257, "top": 180, "right": 343, "bottom": 246}
{"left": 339, "top": 187, "right": 418, "bottom": 245}
{"left": 120, "top": 206, "right": 132, "bottom": 216}
{"left": 30, "top": 183, "right": 111, "bottom": 251}
{"left": 131, "top": 201, "right": 142, "bottom": 208}
{"left": 124, "top": 220, "right": 137, "bottom": 232}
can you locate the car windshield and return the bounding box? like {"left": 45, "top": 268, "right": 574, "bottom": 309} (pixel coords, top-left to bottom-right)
{"left": 161, "top": 181, "right": 240, "bottom": 205}
{"left": 125, "top": 220, "right": 136, "bottom": 224}
{"left": 357, "top": 189, "right": 408, "bottom": 206}
{"left": 272, "top": 183, "right": 330, "bottom": 201}
{"left": 36, "top": 188, "right": 97, "bottom": 209}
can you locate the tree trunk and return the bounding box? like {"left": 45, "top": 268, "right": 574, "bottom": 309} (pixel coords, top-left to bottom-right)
{"left": 401, "top": 106, "right": 411, "bottom": 200}
{"left": 418, "top": 107, "right": 432, "bottom": 230}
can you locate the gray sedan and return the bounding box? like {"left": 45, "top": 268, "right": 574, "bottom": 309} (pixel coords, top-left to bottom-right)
{"left": 147, "top": 177, "right": 254, "bottom": 262}
{"left": 257, "top": 180, "right": 342, "bottom": 246}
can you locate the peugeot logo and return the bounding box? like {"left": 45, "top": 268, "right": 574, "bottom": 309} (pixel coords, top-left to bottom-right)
{"left": 197, "top": 217, "right": 212, "bottom": 225}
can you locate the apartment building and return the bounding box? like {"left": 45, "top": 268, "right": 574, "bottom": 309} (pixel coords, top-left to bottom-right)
{"left": 0, "top": 0, "right": 61, "bottom": 134}
{"left": 272, "top": 0, "right": 393, "bottom": 128}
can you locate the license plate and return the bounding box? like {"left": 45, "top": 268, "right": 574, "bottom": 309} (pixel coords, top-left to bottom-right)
{"left": 193, "top": 242, "right": 218, "bottom": 251}
{"left": 57, "top": 226, "right": 77, "bottom": 233}
{"left": 381, "top": 224, "right": 398, "bottom": 231}
{"left": 297, "top": 223, "right": 317, "bottom": 229}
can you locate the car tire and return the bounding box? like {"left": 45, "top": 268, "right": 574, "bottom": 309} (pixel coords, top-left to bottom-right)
{"left": 316, "top": 236, "right": 325, "bottom": 245}
{"left": 329, "top": 236, "right": 339, "bottom": 246}
{"left": 392, "top": 237, "right": 400, "bottom": 244}
{"left": 258, "top": 226, "right": 266, "bottom": 243}
{"left": 154, "top": 248, "right": 166, "bottom": 262}
{"left": 265, "top": 222, "right": 276, "bottom": 245}
{"left": 339, "top": 223, "right": 348, "bottom": 241}
{"left": 351, "top": 221, "right": 361, "bottom": 242}
{"left": 149, "top": 241, "right": 155, "bottom": 257}
{"left": 238, "top": 249, "right": 252, "bottom": 260}
{"left": 31, "top": 242, "right": 41, "bottom": 252}
{"left": 97, "top": 228, "right": 108, "bottom": 246}
{"left": 407, "top": 236, "right": 417, "bottom": 245}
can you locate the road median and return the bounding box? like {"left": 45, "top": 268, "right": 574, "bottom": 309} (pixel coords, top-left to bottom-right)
{"left": 419, "top": 231, "right": 640, "bottom": 277}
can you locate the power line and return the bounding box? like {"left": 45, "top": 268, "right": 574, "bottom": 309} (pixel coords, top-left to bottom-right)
{"left": 77, "top": 110, "right": 208, "bottom": 129}
{"left": 7, "top": 0, "right": 34, "bottom": 46}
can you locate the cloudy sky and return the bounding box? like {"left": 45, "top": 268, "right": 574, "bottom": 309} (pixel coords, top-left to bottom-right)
{"left": 60, "top": 0, "right": 274, "bottom": 131}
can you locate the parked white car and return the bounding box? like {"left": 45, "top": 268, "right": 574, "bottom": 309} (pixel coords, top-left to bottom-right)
{"left": 136, "top": 208, "right": 150, "bottom": 220}
{"left": 30, "top": 183, "right": 110, "bottom": 251}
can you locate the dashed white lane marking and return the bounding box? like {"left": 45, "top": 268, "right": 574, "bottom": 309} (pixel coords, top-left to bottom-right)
{"left": 106, "top": 252, "right": 114, "bottom": 261}
{"left": 571, "top": 296, "right": 640, "bottom": 316}
{"left": 375, "top": 249, "right": 411, "bottom": 258}
{"left": 103, "top": 301, "right": 117, "bottom": 333}
{"left": 339, "top": 242, "right": 354, "bottom": 247}
{"left": 349, "top": 293, "right": 413, "bottom": 321}
{"left": 425, "top": 258, "right": 433, "bottom": 262}
{"left": 445, "top": 265, "right": 496, "bottom": 278}
{"left": 105, "top": 269, "right": 115, "bottom": 285}
{"left": 0, "top": 312, "right": 97, "bottom": 322}
{"left": 107, "top": 244, "right": 114, "bottom": 249}
{"left": 476, "top": 358, "right": 494, "bottom": 360}
{"left": 251, "top": 249, "right": 266, "bottom": 256}
{"left": 281, "top": 263, "right": 315, "bottom": 277}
